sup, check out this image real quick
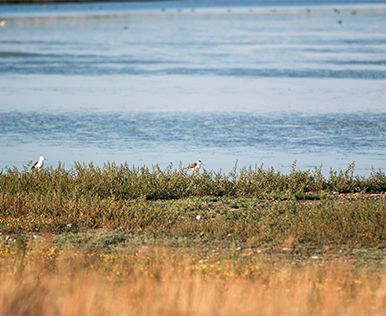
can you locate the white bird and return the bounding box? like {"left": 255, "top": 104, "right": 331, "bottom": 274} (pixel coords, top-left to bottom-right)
{"left": 0, "top": 20, "right": 6, "bottom": 27}
{"left": 31, "top": 156, "right": 47, "bottom": 171}
{"left": 186, "top": 160, "right": 203, "bottom": 171}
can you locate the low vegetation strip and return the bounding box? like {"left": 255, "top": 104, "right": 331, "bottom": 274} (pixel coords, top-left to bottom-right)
{"left": 1, "top": 161, "right": 386, "bottom": 250}
{"left": 1, "top": 161, "right": 386, "bottom": 200}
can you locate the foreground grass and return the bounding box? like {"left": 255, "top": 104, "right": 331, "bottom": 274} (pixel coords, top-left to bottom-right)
{"left": 2, "top": 161, "right": 386, "bottom": 314}
{"left": 1, "top": 241, "right": 386, "bottom": 315}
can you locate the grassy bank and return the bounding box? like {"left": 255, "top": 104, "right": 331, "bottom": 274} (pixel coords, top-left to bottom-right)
{"left": 1, "top": 161, "right": 386, "bottom": 250}
{"left": 2, "top": 162, "right": 386, "bottom": 314}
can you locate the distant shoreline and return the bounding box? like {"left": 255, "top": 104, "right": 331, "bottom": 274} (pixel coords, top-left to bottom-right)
{"left": 0, "top": 0, "right": 166, "bottom": 4}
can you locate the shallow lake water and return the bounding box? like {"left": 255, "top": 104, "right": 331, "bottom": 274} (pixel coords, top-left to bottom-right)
{"left": 0, "top": 0, "right": 385, "bottom": 175}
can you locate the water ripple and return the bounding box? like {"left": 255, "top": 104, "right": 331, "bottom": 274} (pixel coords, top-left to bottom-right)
{"left": 1, "top": 112, "right": 385, "bottom": 154}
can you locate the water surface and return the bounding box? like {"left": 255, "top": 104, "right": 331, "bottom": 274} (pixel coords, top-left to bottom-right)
{"left": 0, "top": 0, "right": 385, "bottom": 175}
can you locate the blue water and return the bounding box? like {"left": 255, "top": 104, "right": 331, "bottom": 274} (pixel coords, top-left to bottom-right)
{"left": 0, "top": 0, "right": 385, "bottom": 175}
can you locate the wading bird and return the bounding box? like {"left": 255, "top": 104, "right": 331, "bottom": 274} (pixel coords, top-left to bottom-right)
{"left": 186, "top": 160, "right": 204, "bottom": 172}
{"left": 31, "top": 156, "right": 47, "bottom": 171}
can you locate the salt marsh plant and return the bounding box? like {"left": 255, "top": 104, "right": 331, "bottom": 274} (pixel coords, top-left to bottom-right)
{"left": 1, "top": 161, "right": 386, "bottom": 251}
{"left": 1, "top": 161, "right": 385, "bottom": 201}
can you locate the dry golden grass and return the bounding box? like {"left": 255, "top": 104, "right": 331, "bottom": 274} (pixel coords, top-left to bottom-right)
{"left": 1, "top": 242, "right": 386, "bottom": 316}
